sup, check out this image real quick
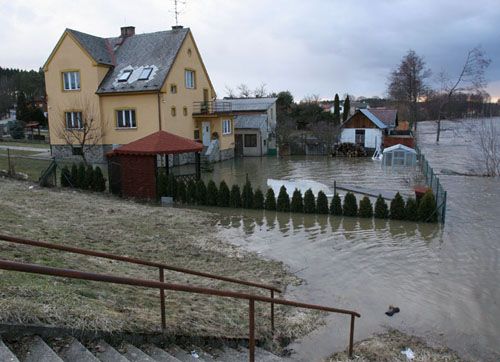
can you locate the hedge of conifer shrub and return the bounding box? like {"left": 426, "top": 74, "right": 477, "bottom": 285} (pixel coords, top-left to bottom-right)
{"left": 303, "top": 189, "right": 316, "bottom": 213}
{"left": 390, "top": 192, "right": 406, "bottom": 220}
{"left": 290, "top": 188, "right": 304, "bottom": 213}
{"left": 253, "top": 188, "right": 264, "bottom": 209}
{"left": 330, "top": 193, "right": 342, "bottom": 215}
{"left": 343, "top": 192, "right": 358, "bottom": 217}
{"left": 359, "top": 196, "right": 373, "bottom": 218}
{"left": 316, "top": 190, "right": 329, "bottom": 214}
{"left": 418, "top": 190, "right": 438, "bottom": 222}
{"left": 62, "top": 163, "right": 106, "bottom": 192}
{"left": 218, "top": 180, "right": 230, "bottom": 207}
{"left": 374, "top": 195, "right": 389, "bottom": 218}
{"left": 230, "top": 184, "right": 242, "bottom": 208}
{"left": 276, "top": 185, "right": 290, "bottom": 212}
{"left": 206, "top": 180, "right": 218, "bottom": 206}
{"left": 265, "top": 188, "right": 276, "bottom": 210}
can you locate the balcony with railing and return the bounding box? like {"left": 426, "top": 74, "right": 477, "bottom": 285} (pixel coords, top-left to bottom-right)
{"left": 192, "top": 101, "right": 232, "bottom": 116}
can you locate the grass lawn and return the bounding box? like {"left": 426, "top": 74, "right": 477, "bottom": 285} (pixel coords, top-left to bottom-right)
{"left": 0, "top": 140, "right": 50, "bottom": 149}
{"left": 0, "top": 178, "right": 320, "bottom": 341}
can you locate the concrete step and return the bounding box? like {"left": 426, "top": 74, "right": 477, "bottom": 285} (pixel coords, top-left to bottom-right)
{"left": 0, "top": 339, "right": 19, "bottom": 362}
{"left": 121, "top": 343, "right": 155, "bottom": 362}
{"left": 165, "top": 345, "right": 206, "bottom": 362}
{"left": 142, "top": 345, "right": 182, "bottom": 362}
{"left": 211, "top": 346, "right": 247, "bottom": 362}
{"left": 24, "top": 336, "right": 64, "bottom": 362}
{"left": 226, "top": 346, "right": 285, "bottom": 362}
{"left": 185, "top": 345, "right": 216, "bottom": 361}
{"left": 92, "top": 340, "right": 129, "bottom": 362}
{"left": 58, "top": 338, "right": 99, "bottom": 362}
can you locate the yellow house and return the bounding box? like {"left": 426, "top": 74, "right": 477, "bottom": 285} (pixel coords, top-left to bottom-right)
{"left": 44, "top": 25, "right": 235, "bottom": 163}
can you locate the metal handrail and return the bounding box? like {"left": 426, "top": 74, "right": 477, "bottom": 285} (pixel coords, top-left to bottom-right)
{"left": 0, "top": 259, "right": 360, "bottom": 361}
{"left": 0, "top": 234, "right": 280, "bottom": 331}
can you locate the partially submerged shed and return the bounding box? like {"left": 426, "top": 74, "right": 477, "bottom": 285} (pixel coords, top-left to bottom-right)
{"left": 107, "top": 131, "right": 203, "bottom": 199}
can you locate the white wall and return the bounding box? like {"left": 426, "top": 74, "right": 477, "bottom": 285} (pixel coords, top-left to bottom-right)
{"left": 340, "top": 128, "right": 382, "bottom": 148}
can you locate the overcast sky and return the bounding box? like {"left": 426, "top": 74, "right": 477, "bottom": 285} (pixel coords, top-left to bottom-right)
{"left": 1, "top": 0, "right": 499, "bottom": 101}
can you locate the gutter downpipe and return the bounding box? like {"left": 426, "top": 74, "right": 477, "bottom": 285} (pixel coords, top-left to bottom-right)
{"left": 157, "top": 92, "right": 162, "bottom": 131}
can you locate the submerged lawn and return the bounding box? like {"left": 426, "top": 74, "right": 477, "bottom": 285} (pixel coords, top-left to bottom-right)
{"left": 0, "top": 178, "right": 320, "bottom": 340}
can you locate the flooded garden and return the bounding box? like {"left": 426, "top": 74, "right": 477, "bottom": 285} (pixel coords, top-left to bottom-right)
{"left": 201, "top": 119, "right": 500, "bottom": 361}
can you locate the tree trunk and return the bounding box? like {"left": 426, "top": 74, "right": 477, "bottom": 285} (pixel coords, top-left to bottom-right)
{"left": 436, "top": 119, "right": 441, "bottom": 143}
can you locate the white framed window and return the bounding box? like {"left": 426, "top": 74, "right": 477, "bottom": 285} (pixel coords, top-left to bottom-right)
{"left": 138, "top": 67, "right": 153, "bottom": 80}
{"left": 118, "top": 69, "right": 133, "bottom": 82}
{"left": 63, "top": 71, "right": 80, "bottom": 90}
{"left": 185, "top": 69, "right": 195, "bottom": 89}
{"left": 65, "top": 111, "right": 82, "bottom": 129}
{"left": 116, "top": 109, "right": 136, "bottom": 128}
{"left": 222, "top": 119, "right": 232, "bottom": 135}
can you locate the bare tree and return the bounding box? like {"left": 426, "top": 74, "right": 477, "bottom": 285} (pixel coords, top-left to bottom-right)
{"left": 477, "top": 119, "right": 500, "bottom": 176}
{"left": 434, "top": 46, "right": 491, "bottom": 142}
{"left": 224, "top": 85, "right": 236, "bottom": 98}
{"left": 236, "top": 83, "right": 252, "bottom": 98}
{"left": 56, "top": 96, "right": 107, "bottom": 164}
{"left": 310, "top": 120, "right": 340, "bottom": 154}
{"left": 301, "top": 94, "right": 320, "bottom": 104}
{"left": 253, "top": 83, "right": 267, "bottom": 98}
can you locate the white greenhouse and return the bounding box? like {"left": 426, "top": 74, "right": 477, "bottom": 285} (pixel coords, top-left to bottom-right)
{"left": 382, "top": 144, "right": 417, "bottom": 167}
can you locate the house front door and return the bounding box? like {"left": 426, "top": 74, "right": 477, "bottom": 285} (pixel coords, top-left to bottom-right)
{"left": 355, "top": 129, "right": 365, "bottom": 146}
{"left": 202, "top": 121, "right": 211, "bottom": 146}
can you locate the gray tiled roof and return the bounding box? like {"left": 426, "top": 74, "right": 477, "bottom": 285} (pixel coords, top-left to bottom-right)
{"left": 223, "top": 97, "right": 277, "bottom": 112}
{"left": 234, "top": 114, "right": 269, "bottom": 134}
{"left": 67, "top": 29, "right": 114, "bottom": 65}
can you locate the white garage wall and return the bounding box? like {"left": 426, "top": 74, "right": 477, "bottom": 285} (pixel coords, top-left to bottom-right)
{"left": 340, "top": 128, "right": 382, "bottom": 148}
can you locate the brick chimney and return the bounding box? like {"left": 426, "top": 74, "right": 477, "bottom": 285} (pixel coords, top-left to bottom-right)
{"left": 171, "top": 25, "right": 183, "bottom": 30}
{"left": 120, "top": 26, "right": 135, "bottom": 37}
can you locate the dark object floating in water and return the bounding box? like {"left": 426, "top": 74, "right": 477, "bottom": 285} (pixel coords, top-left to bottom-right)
{"left": 385, "top": 305, "right": 400, "bottom": 316}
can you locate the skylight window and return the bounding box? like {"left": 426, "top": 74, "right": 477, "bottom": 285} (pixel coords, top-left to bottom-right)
{"left": 118, "top": 69, "right": 133, "bottom": 82}
{"left": 138, "top": 67, "right": 153, "bottom": 80}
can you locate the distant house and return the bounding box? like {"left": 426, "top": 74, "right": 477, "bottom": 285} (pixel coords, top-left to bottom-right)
{"left": 340, "top": 108, "right": 398, "bottom": 150}
{"left": 223, "top": 97, "right": 277, "bottom": 157}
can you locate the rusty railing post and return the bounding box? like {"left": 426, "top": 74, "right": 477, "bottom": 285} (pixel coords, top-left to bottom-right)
{"left": 159, "top": 267, "right": 166, "bottom": 330}
{"left": 348, "top": 314, "right": 355, "bottom": 358}
{"left": 270, "top": 290, "right": 275, "bottom": 333}
{"left": 249, "top": 299, "right": 255, "bottom": 362}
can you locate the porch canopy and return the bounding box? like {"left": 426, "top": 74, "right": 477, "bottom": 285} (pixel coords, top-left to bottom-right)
{"left": 107, "top": 131, "right": 203, "bottom": 199}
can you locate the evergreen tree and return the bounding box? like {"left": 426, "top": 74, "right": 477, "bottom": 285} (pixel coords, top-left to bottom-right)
{"left": 230, "top": 184, "right": 242, "bottom": 208}
{"left": 166, "top": 174, "right": 177, "bottom": 199}
{"left": 186, "top": 180, "right": 197, "bottom": 204}
{"left": 374, "top": 195, "right": 389, "bottom": 218}
{"left": 70, "top": 163, "right": 78, "bottom": 188}
{"left": 303, "top": 189, "right": 316, "bottom": 213}
{"left": 77, "top": 163, "right": 86, "bottom": 189}
{"left": 15, "top": 92, "right": 29, "bottom": 122}
{"left": 265, "top": 188, "right": 276, "bottom": 210}
{"left": 343, "top": 95, "right": 350, "bottom": 122}
{"left": 157, "top": 171, "right": 168, "bottom": 197}
{"left": 390, "top": 192, "right": 406, "bottom": 220}
{"left": 405, "top": 197, "right": 418, "bottom": 221}
{"left": 343, "top": 192, "right": 358, "bottom": 217}
{"left": 333, "top": 93, "right": 341, "bottom": 123}
{"left": 418, "top": 191, "right": 438, "bottom": 222}
{"left": 290, "top": 189, "right": 304, "bottom": 213}
{"left": 60, "top": 166, "right": 71, "bottom": 187}
{"left": 276, "top": 185, "right": 290, "bottom": 212}
{"left": 316, "top": 191, "right": 329, "bottom": 214}
{"left": 93, "top": 166, "right": 106, "bottom": 192}
{"left": 8, "top": 121, "right": 24, "bottom": 139}
{"left": 195, "top": 179, "right": 207, "bottom": 205}
{"left": 359, "top": 196, "right": 373, "bottom": 218}
{"left": 84, "top": 165, "right": 94, "bottom": 190}
{"left": 218, "top": 180, "right": 230, "bottom": 207}
{"left": 253, "top": 188, "right": 264, "bottom": 209}
{"left": 330, "top": 193, "right": 342, "bottom": 215}
{"left": 241, "top": 179, "right": 254, "bottom": 209}
{"left": 206, "top": 180, "right": 218, "bottom": 206}
{"left": 176, "top": 181, "right": 187, "bottom": 203}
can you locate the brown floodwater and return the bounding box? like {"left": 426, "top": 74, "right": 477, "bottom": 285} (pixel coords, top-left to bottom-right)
{"left": 203, "top": 119, "right": 499, "bottom": 361}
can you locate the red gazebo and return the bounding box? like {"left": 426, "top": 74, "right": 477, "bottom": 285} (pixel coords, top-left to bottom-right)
{"left": 106, "top": 131, "right": 203, "bottom": 199}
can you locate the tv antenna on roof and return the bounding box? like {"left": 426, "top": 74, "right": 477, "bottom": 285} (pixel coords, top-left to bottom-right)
{"left": 172, "top": 0, "right": 186, "bottom": 26}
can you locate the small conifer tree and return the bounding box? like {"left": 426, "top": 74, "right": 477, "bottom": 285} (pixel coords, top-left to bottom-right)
{"left": 206, "top": 180, "right": 218, "bottom": 206}
{"left": 77, "top": 163, "right": 86, "bottom": 189}
{"left": 60, "top": 166, "right": 71, "bottom": 187}
{"left": 276, "top": 185, "right": 290, "bottom": 212}
{"left": 241, "top": 179, "right": 254, "bottom": 209}
{"left": 390, "top": 192, "right": 406, "bottom": 220}
{"left": 265, "top": 188, "right": 276, "bottom": 210}
{"left": 230, "top": 184, "right": 242, "bottom": 208}
{"left": 290, "top": 189, "right": 304, "bottom": 213}
{"left": 343, "top": 192, "right": 358, "bottom": 217}
{"left": 253, "top": 188, "right": 264, "bottom": 209}
{"left": 157, "top": 171, "right": 168, "bottom": 197}
{"left": 93, "top": 166, "right": 106, "bottom": 192}
{"left": 303, "top": 189, "right": 316, "bottom": 213}
{"left": 176, "top": 180, "right": 187, "bottom": 203}
{"left": 316, "top": 191, "right": 329, "bottom": 214}
{"left": 359, "top": 196, "right": 373, "bottom": 218}
{"left": 70, "top": 163, "right": 78, "bottom": 188}
{"left": 374, "top": 195, "right": 389, "bottom": 218}
{"left": 405, "top": 197, "right": 418, "bottom": 221}
{"left": 330, "top": 193, "right": 342, "bottom": 215}
{"left": 85, "top": 165, "right": 94, "bottom": 190}
{"left": 186, "top": 180, "right": 197, "bottom": 204}
{"left": 195, "top": 179, "right": 207, "bottom": 205}
{"left": 418, "top": 191, "right": 438, "bottom": 222}
{"left": 218, "top": 180, "right": 230, "bottom": 207}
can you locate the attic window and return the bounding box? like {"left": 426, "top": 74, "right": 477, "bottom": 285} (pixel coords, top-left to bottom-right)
{"left": 118, "top": 69, "right": 133, "bottom": 82}
{"left": 138, "top": 67, "right": 153, "bottom": 80}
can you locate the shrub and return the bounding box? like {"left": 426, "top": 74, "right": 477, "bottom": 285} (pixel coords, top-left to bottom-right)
{"left": 60, "top": 166, "right": 71, "bottom": 187}
{"left": 418, "top": 191, "right": 438, "bottom": 222}
{"left": 276, "top": 186, "right": 290, "bottom": 212}
{"left": 218, "top": 180, "right": 230, "bottom": 207}
{"left": 290, "top": 189, "right": 304, "bottom": 213}
{"left": 316, "top": 191, "right": 329, "bottom": 214}
{"left": 374, "top": 195, "right": 389, "bottom": 218}
{"left": 206, "top": 180, "right": 218, "bottom": 206}
{"left": 84, "top": 165, "right": 94, "bottom": 190}
{"left": 9, "top": 121, "right": 24, "bottom": 139}
{"left": 176, "top": 180, "right": 187, "bottom": 203}
{"left": 390, "top": 192, "right": 406, "bottom": 220}
{"left": 70, "top": 163, "right": 78, "bottom": 188}
{"left": 230, "top": 184, "right": 242, "bottom": 208}
{"left": 93, "top": 166, "right": 106, "bottom": 192}
{"left": 195, "top": 180, "right": 207, "bottom": 205}
{"left": 253, "top": 188, "right": 264, "bottom": 209}
{"left": 265, "top": 188, "right": 276, "bottom": 210}
{"left": 405, "top": 197, "right": 418, "bottom": 221}
{"left": 242, "top": 179, "right": 254, "bottom": 209}
{"left": 157, "top": 171, "right": 168, "bottom": 197}
{"left": 359, "top": 196, "right": 373, "bottom": 218}
{"left": 77, "top": 163, "right": 86, "bottom": 189}
{"left": 186, "top": 180, "right": 197, "bottom": 204}
{"left": 166, "top": 174, "right": 177, "bottom": 199}
{"left": 330, "top": 193, "right": 342, "bottom": 215}
{"left": 343, "top": 192, "right": 358, "bottom": 217}
{"left": 303, "top": 189, "right": 316, "bottom": 213}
